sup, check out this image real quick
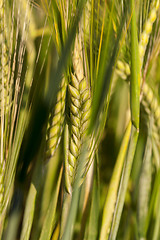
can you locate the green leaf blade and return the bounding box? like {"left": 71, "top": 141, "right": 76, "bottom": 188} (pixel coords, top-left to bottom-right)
{"left": 130, "top": 0, "right": 140, "bottom": 130}
{"left": 39, "top": 167, "right": 62, "bottom": 240}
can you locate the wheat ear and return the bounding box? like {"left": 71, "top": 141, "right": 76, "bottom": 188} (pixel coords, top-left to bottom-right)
{"left": 46, "top": 77, "right": 67, "bottom": 159}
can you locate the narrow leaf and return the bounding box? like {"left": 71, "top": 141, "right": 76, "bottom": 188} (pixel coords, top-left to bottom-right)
{"left": 89, "top": 0, "right": 128, "bottom": 134}
{"left": 137, "top": 133, "right": 152, "bottom": 238}
{"left": 20, "top": 147, "right": 43, "bottom": 240}
{"left": 153, "top": 189, "right": 160, "bottom": 240}
{"left": 146, "top": 169, "right": 160, "bottom": 234}
{"left": 39, "top": 167, "right": 62, "bottom": 240}
{"left": 100, "top": 121, "right": 131, "bottom": 240}
{"left": 109, "top": 125, "right": 139, "bottom": 240}
{"left": 62, "top": 139, "right": 90, "bottom": 240}
{"left": 130, "top": 0, "right": 140, "bottom": 130}
{"left": 88, "top": 153, "right": 100, "bottom": 240}
{"left": 20, "top": 184, "right": 37, "bottom": 240}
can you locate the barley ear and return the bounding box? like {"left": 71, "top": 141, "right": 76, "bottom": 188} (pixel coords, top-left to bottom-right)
{"left": 64, "top": 29, "right": 92, "bottom": 193}
{"left": 139, "top": 0, "right": 159, "bottom": 68}
{"left": 65, "top": 73, "right": 81, "bottom": 193}
{"left": 0, "top": 0, "right": 9, "bottom": 114}
{"left": 142, "top": 83, "right": 160, "bottom": 151}
{"left": 116, "top": 59, "right": 160, "bottom": 152}
{"left": 65, "top": 72, "right": 91, "bottom": 193}
{"left": 0, "top": 0, "right": 9, "bottom": 213}
{"left": 46, "top": 77, "right": 67, "bottom": 159}
{"left": 116, "top": 1, "right": 159, "bottom": 78}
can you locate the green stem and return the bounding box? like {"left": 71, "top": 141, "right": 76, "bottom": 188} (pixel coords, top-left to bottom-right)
{"left": 109, "top": 125, "right": 139, "bottom": 240}
{"left": 100, "top": 121, "right": 131, "bottom": 240}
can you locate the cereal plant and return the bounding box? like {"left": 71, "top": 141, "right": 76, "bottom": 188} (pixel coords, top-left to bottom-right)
{"left": 0, "top": 0, "right": 160, "bottom": 240}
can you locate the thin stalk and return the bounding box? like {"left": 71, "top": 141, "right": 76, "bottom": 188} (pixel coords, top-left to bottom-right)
{"left": 90, "top": 0, "right": 94, "bottom": 86}
{"left": 61, "top": 138, "right": 90, "bottom": 240}
{"left": 152, "top": 188, "right": 160, "bottom": 240}
{"left": 137, "top": 118, "right": 153, "bottom": 239}
{"left": 108, "top": 125, "right": 139, "bottom": 240}
{"left": 130, "top": 0, "right": 140, "bottom": 130}
{"left": 100, "top": 121, "right": 131, "bottom": 240}
{"left": 87, "top": 152, "right": 100, "bottom": 240}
